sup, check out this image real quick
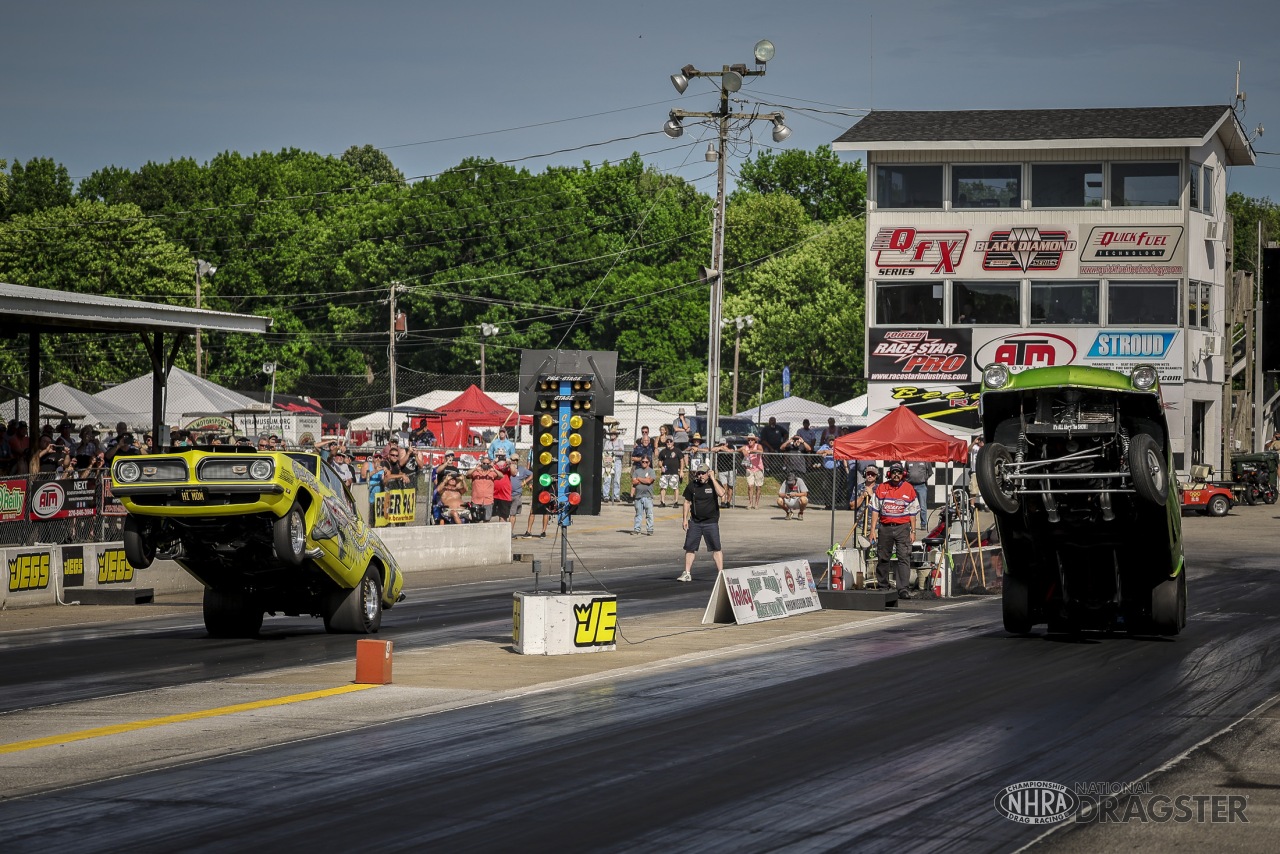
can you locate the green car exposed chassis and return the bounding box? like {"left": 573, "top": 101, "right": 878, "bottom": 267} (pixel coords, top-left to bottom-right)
{"left": 976, "top": 364, "right": 1186, "bottom": 636}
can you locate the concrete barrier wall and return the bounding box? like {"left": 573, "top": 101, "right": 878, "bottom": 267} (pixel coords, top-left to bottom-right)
{"left": 0, "top": 524, "right": 511, "bottom": 610}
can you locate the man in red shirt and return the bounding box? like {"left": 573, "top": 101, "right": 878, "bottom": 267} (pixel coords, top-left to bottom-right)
{"left": 492, "top": 455, "right": 514, "bottom": 522}
{"left": 869, "top": 461, "right": 921, "bottom": 598}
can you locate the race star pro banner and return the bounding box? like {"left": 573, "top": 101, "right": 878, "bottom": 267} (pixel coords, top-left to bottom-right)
{"left": 868, "top": 327, "right": 973, "bottom": 382}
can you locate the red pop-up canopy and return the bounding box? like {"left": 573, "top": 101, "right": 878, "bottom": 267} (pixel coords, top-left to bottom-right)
{"left": 436, "top": 384, "right": 532, "bottom": 427}
{"left": 832, "top": 405, "right": 969, "bottom": 463}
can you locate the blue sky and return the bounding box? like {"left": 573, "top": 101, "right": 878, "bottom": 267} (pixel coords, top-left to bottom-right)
{"left": 4, "top": 0, "right": 1277, "bottom": 202}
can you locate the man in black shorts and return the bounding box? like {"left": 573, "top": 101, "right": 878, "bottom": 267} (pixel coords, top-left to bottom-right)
{"left": 678, "top": 459, "right": 727, "bottom": 582}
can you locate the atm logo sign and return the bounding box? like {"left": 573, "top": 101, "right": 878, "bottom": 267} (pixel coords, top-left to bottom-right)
{"left": 7, "top": 552, "right": 51, "bottom": 592}
{"left": 976, "top": 333, "right": 1077, "bottom": 370}
{"left": 573, "top": 597, "right": 617, "bottom": 647}
{"left": 97, "top": 549, "right": 135, "bottom": 584}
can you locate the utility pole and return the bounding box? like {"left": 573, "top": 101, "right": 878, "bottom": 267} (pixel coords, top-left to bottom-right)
{"left": 195, "top": 260, "right": 216, "bottom": 377}
{"left": 388, "top": 281, "right": 406, "bottom": 435}
{"left": 663, "top": 40, "right": 788, "bottom": 445}
{"left": 727, "top": 315, "right": 754, "bottom": 414}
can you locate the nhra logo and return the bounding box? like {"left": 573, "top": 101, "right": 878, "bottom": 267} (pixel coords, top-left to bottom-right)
{"left": 1087, "top": 332, "right": 1175, "bottom": 360}
{"left": 873, "top": 330, "right": 968, "bottom": 376}
{"left": 976, "top": 333, "right": 1077, "bottom": 370}
{"left": 871, "top": 227, "right": 968, "bottom": 274}
{"left": 994, "top": 781, "right": 1080, "bottom": 825}
{"left": 976, "top": 227, "right": 1077, "bottom": 272}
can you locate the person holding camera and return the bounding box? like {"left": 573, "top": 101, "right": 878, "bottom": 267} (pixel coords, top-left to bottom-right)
{"left": 678, "top": 459, "right": 727, "bottom": 582}
{"left": 776, "top": 471, "right": 809, "bottom": 520}
{"left": 783, "top": 434, "right": 810, "bottom": 478}
{"left": 467, "top": 455, "right": 501, "bottom": 522}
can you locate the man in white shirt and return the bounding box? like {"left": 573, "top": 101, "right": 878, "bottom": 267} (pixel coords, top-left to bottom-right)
{"left": 776, "top": 472, "right": 809, "bottom": 520}
{"left": 602, "top": 428, "right": 626, "bottom": 503}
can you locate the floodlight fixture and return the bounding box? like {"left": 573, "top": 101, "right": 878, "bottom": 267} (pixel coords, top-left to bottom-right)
{"left": 663, "top": 114, "right": 684, "bottom": 138}
{"left": 754, "top": 40, "right": 775, "bottom": 64}
{"left": 771, "top": 114, "right": 792, "bottom": 143}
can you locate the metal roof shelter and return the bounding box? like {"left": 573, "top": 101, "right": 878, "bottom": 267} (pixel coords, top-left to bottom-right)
{"left": 0, "top": 282, "right": 272, "bottom": 445}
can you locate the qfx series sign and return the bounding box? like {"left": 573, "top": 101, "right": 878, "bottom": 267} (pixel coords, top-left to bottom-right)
{"left": 868, "top": 327, "right": 973, "bottom": 382}
{"left": 870, "top": 227, "right": 969, "bottom": 275}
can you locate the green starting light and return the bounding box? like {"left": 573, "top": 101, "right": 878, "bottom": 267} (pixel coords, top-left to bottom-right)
{"left": 568, "top": 472, "right": 582, "bottom": 487}
{"left": 539, "top": 473, "right": 553, "bottom": 487}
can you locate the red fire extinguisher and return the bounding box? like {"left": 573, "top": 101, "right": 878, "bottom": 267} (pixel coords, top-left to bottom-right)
{"left": 831, "top": 558, "right": 845, "bottom": 591}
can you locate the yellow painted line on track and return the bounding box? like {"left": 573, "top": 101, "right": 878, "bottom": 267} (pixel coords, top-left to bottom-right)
{"left": 0, "top": 684, "right": 377, "bottom": 755}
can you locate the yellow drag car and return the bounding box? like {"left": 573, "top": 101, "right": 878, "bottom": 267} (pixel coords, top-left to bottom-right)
{"left": 111, "top": 449, "right": 404, "bottom": 637}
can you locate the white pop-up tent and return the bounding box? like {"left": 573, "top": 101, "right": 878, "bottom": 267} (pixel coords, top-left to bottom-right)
{"left": 92, "top": 367, "right": 266, "bottom": 429}
{"left": 732, "top": 395, "right": 855, "bottom": 429}
{"left": 2, "top": 381, "right": 134, "bottom": 427}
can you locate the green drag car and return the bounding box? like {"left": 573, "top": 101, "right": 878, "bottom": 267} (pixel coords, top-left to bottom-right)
{"left": 976, "top": 363, "right": 1186, "bottom": 636}
{"left": 111, "top": 448, "right": 404, "bottom": 638}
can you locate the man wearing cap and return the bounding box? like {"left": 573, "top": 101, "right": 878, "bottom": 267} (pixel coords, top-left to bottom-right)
{"left": 672, "top": 408, "right": 692, "bottom": 453}
{"left": 602, "top": 427, "right": 627, "bottom": 503}
{"left": 678, "top": 458, "right": 727, "bottom": 582}
{"left": 1267, "top": 431, "right": 1280, "bottom": 453}
{"left": 776, "top": 471, "right": 809, "bottom": 520}
{"left": 331, "top": 450, "right": 355, "bottom": 489}
{"left": 869, "top": 462, "right": 921, "bottom": 599}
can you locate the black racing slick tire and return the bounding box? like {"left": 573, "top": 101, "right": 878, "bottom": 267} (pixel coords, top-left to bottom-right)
{"left": 323, "top": 567, "right": 383, "bottom": 634}
{"left": 203, "top": 589, "right": 264, "bottom": 638}
{"left": 977, "top": 443, "right": 1020, "bottom": 515}
{"left": 1207, "top": 495, "right": 1230, "bottom": 517}
{"left": 123, "top": 515, "right": 156, "bottom": 569}
{"left": 1128, "top": 434, "right": 1168, "bottom": 505}
{"left": 1150, "top": 570, "right": 1187, "bottom": 636}
{"left": 1003, "top": 574, "right": 1033, "bottom": 634}
{"left": 273, "top": 504, "right": 307, "bottom": 566}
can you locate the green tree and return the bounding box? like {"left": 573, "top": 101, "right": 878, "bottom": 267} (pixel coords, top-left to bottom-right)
{"left": 728, "top": 216, "right": 867, "bottom": 406}
{"left": 732, "top": 145, "right": 866, "bottom": 222}
{"left": 0, "top": 200, "right": 195, "bottom": 388}
{"left": 341, "top": 144, "right": 406, "bottom": 187}
{"left": 3, "top": 157, "right": 74, "bottom": 218}
{"left": 1227, "top": 191, "right": 1279, "bottom": 276}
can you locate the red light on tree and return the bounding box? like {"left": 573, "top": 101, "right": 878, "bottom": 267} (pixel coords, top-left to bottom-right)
{"left": 538, "top": 490, "right": 553, "bottom": 505}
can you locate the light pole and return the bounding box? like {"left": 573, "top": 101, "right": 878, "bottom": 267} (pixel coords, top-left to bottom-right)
{"left": 478, "top": 322, "right": 500, "bottom": 391}
{"left": 195, "top": 260, "right": 216, "bottom": 377}
{"left": 263, "top": 361, "right": 277, "bottom": 407}
{"left": 725, "top": 315, "right": 754, "bottom": 414}
{"left": 664, "top": 40, "right": 789, "bottom": 445}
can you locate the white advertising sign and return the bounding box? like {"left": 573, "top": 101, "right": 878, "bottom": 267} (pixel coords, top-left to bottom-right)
{"left": 869, "top": 224, "right": 1185, "bottom": 279}
{"left": 971, "top": 327, "right": 1183, "bottom": 384}
{"left": 701, "top": 560, "right": 822, "bottom": 626}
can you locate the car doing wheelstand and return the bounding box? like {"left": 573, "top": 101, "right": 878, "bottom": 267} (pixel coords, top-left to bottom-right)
{"left": 976, "top": 364, "right": 1186, "bottom": 637}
